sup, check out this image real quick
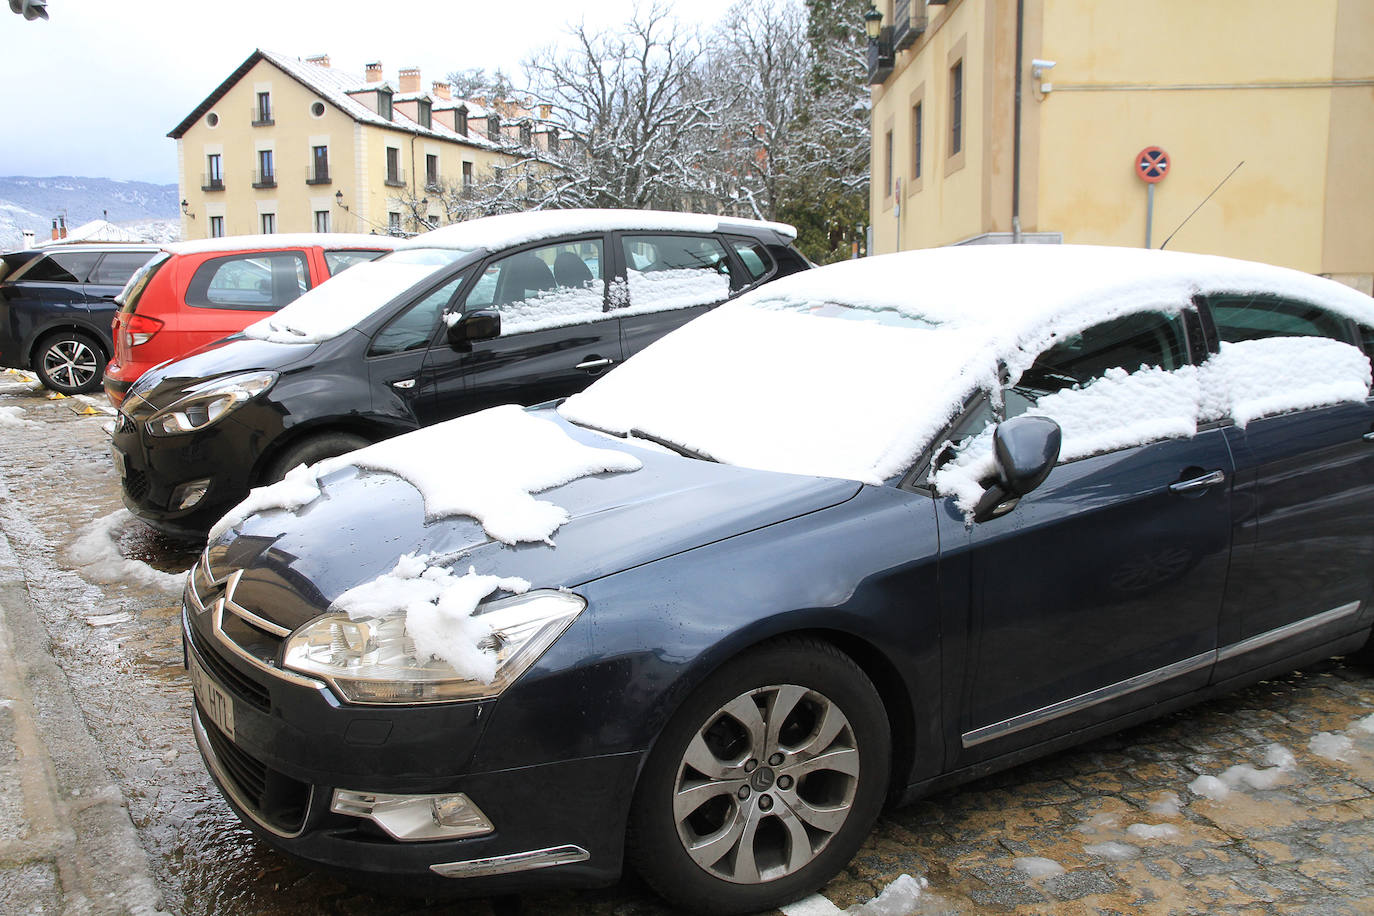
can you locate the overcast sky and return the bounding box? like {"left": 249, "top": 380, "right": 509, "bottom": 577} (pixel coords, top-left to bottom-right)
{"left": 0, "top": 0, "right": 740, "bottom": 185}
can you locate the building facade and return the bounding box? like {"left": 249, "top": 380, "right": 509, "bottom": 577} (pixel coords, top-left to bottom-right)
{"left": 169, "top": 51, "right": 552, "bottom": 239}
{"left": 867, "top": 0, "right": 1374, "bottom": 291}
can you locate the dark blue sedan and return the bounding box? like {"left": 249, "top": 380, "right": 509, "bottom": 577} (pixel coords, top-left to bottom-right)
{"left": 182, "top": 245, "right": 1374, "bottom": 913}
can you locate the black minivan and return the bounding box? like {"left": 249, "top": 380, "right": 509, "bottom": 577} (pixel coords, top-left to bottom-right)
{"left": 112, "top": 211, "right": 807, "bottom": 536}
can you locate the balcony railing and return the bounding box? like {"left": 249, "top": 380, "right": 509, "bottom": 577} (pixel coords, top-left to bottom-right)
{"left": 867, "top": 26, "right": 895, "bottom": 85}
{"left": 384, "top": 168, "right": 406, "bottom": 188}
{"left": 306, "top": 166, "right": 331, "bottom": 185}
{"left": 892, "top": 0, "right": 929, "bottom": 51}
{"left": 252, "top": 170, "right": 277, "bottom": 189}
{"left": 201, "top": 175, "right": 225, "bottom": 192}
{"left": 251, "top": 106, "right": 274, "bottom": 127}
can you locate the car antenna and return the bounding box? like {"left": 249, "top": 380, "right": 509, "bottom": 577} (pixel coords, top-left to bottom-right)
{"left": 1158, "top": 161, "right": 1243, "bottom": 250}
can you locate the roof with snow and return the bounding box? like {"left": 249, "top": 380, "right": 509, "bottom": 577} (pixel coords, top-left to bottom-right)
{"left": 396, "top": 209, "right": 798, "bottom": 252}
{"left": 165, "top": 232, "right": 404, "bottom": 256}
{"left": 166, "top": 50, "right": 506, "bottom": 153}
{"left": 40, "top": 220, "right": 152, "bottom": 246}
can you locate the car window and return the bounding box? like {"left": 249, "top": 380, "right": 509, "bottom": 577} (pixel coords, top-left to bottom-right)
{"left": 727, "top": 236, "right": 774, "bottom": 284}
{"left": 619, "top": 234, "right": 732, "bottom": 311}
{"left": 1209, "top": 296, "right": 1352, "bottom": 345}
{"left": 324, "top": 249, "right": 385, "bottom": 276}
{"left": 20, "top": 250, "right": 103, "bottom": 284}
{"left": 89, "top": 252, "right": 153, "bottom": 286}
{"left": 369, "top": 272, "right": 469, "bottom": 357}
{"left": 461, "top": 238, "right": 605, "bottom": 334}
{"left": 186, "top": 252, "right": 311, "bottom": 311}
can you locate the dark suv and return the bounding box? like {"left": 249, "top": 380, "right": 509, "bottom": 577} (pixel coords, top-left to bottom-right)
{"left": 112, "top": 211, "right": 808, "bottom": 537}
{"left": 0, "top": 243, "right": 159, "bottom": 393}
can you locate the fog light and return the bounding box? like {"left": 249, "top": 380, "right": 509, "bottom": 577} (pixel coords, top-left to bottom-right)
{"left": 172, "top": 479, "right": 211, "bottom": 510}
{"left": 331, "top": 789, "right": 494, "bottom": 841}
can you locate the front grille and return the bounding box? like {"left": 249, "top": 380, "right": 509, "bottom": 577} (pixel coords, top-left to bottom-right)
{"left": 123, "top": 467, "right": 149, "bottom": 502}
{"left": 199, "top": 708, "right": 311, "bottom": 835}
{"left": 187, "top": 623, "right": 271, "bottom": 712}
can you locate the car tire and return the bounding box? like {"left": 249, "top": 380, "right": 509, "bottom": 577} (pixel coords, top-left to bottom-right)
{"left": 264, "top": 432, "right": 370, "bottom": 483}
{"left": 628, "top": 637, "right": 890, "bottom": 915}
{"left": 34, "top": 330, "right": 105, "bottom": 395}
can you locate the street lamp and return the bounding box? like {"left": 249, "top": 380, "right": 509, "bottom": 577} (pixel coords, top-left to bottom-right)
{"left": 180, "top": 199, "right": 195, "bottom": 219}
{"left": 864, "top": 4, "right": 883, "bottom": 40}
{"left": 7, "top": 0, "right": 48, "bottom": 21}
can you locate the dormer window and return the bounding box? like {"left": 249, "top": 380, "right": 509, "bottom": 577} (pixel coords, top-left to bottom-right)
{"left": 378, "top": 88, "right": 393, "bottom": 121}
{"left": 456, "top": 106, "right": 468, "bottom": 136}
{"left": 487, "top": 114, "right": 500, "bottom": 142}
{"left": 417, "top": 99, "right": 432, "bottom": 129}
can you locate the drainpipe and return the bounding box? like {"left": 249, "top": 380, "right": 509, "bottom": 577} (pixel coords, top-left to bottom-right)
{"left": 1011, "top": 0, "right": 1025, "bottom": 243}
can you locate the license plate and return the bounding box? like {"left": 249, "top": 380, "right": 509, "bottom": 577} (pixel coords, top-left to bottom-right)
{"left": 189, "top": 652, "right": 236, "bottom": 741}
{"left": 110, "top": 444, "right": 126, "bottom": 477}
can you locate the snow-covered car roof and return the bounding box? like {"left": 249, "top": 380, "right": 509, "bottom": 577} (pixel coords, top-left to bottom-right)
{"left": 560, "top": 245, "right": 1374, "bottom": 486}
{"left": 396, "top": 209, "right": 797, "bottom": 252}
{"left": 167, "top": 233, "right": 404, "bottom": 256}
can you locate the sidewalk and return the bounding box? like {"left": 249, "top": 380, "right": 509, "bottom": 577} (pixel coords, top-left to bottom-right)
{"left": 0, "top": 520, "right": 163, "bottom": 914}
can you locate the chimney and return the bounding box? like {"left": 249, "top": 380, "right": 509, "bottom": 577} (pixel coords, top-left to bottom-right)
{"left": 399, "top": 67, "right": 421, "bottom": 93}
{"left": 51, "top": 218, "right": 58, "bottom": 241}
{"left": 21, "top": 230, "right": 34, "bottom": 249}
{"left": 59, "top": 216, "right": 67, "bottom": 239}
{"left": 365, "top": 61, "right": 383, "bottom": 83}
{"left": 432, "top": 80, "right": 451, "bottom": 101}
{"left": 539, "top": 103, "right": 552, "bottom": 120}
{"left": 305, "top": 53, "right": 330, "bottom": 68}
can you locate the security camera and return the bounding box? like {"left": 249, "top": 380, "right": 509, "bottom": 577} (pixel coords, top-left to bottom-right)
{"left": 1030, "top": 59, "right": 1056, "bottom": 79}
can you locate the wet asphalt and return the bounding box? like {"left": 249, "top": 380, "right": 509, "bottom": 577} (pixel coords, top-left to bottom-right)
{"left": 0, "top": 371, "right": 1372, "bottom": 915}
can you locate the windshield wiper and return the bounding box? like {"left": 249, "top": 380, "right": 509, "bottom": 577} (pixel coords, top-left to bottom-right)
{"left": 629, "top": 428, "right": 717, "bottom": 463}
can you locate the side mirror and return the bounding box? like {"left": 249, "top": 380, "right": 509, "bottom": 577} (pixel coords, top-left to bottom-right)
{"left": 447, "top": 308, "right": 500, "bottom": 348}
{"left": 972, "top": 415, "right": 1062, "bottom": 522}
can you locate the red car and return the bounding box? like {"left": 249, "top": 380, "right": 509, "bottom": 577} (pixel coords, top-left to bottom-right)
{"left": 104, "top": 234, "right": 401, "bottom": 406}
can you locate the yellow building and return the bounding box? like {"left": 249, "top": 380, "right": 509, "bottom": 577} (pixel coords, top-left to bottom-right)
{"left": 867, "top": 0, "right": 1374, "bottom": 291}
{"left": 169, "top": 50, "right": 533, "bottom": 239}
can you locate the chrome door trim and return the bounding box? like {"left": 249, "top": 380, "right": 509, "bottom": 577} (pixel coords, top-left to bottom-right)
{"left": 430, "top": 844, "right": 590, "bottom": 878}
{"left": 961, "top": 600, "right": 1364, "bottom": 750}
{"left": 1169, "top": 469, "right": 1226, "bottom": 493}
{"left": 961, "top": 651, "right": 1214, "bottom": 748}
{"left": 1216, "top": 601, "right": 1362, "bottom": 662}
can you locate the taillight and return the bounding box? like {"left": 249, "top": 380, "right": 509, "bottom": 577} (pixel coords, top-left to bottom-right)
{"left": 125, "top": 314, "right": 164, "bottom": 347}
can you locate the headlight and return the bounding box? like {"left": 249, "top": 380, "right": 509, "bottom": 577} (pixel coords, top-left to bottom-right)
{"left": 146, "top": 371, "right": 277, "bottom": 435}
{"left": 281, "top": 589, "right": 585, "bottom": 704}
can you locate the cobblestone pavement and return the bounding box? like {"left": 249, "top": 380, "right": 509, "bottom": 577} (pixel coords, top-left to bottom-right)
{"left": 0, "top": 372, "right": 1371, "bottom": 915}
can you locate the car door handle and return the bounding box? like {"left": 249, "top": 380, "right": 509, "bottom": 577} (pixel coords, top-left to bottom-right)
{"left": 576, "top": 357, "right": 615, "bottom": 371}
{"left": 391, "top": 378, "right": 416, "bottom": 390}
{"left": 1169, "top": 470, "right": 1226, "bottom": 493}
{"left": 1362, "top": 432, "right": 1374, "bottom": 441}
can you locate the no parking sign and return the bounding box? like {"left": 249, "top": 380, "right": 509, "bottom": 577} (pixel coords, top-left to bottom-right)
{"left": 1136, "top": 146, "right": 1170, "bottom": 183}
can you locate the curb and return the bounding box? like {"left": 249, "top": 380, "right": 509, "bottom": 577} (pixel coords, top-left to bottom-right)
{"left": 0, "top": 505, "right": 164, "bottom": 914}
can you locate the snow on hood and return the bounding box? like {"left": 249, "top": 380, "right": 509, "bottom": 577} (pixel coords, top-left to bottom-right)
{"left": 395, "top": 208, "right": 795, "bottom": 252}
{"left": 561, "top": 245, "right": 1374, "bottom": 485}
{"left": 209, "top": 404, "right": 642, "bottom": 543}
{"left": 242, "top": 248, "right": 470, "bottom": 344}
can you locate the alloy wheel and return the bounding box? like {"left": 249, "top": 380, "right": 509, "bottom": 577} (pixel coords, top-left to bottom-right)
{"left": 42, "top": 338, "right": 99, "bottom": 390}
{"left": 672, "top": 683, "right": 860, "bottom": 884}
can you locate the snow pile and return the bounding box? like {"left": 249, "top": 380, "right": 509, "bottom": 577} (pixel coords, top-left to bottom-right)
{"left": 1083, "top": 841, "right": 1138, "bottom": 861}
{"left": 244, "top": 251, "right": 465, "bottom": 344}
{"left": 1148, "top": 791, "right": 1183, "bottom": 816}
{"left": 0, "top": 406, "right": 33, "bottom": 428}
{"left": 843, "top": 874, "right": 928, "bottom": 915}
{"left": 1199, "top": 337, "right": 1371, "bottom": 427}
{"left": 211, "top": 405, "right": 642, "bottom": 545}
{"left": 1076, "top": 812, "right": 1120, "bottom": 834}
{"left": 67, "top": 510, "right": 185, "bottom": 593}
{"left": 625, "top": 266, "right": 729, "bottom": 312}
{"left": 1309, "top": 732, "right": 1357, "bottom": 761}
{"left": 331, "top": 554, "right": 529, "bottom": 681}
{"left": 1012, "top": 857, "right": 1066, "bottom": 879}
{"left": 1126, "top": 823, "right": 1181, "bottom": 841}
{"left": 1187, "top": 774, "right": 1231, "bottom": 801}
{"left": 1355, "top": 714, "right": 1374, "bottom": 735}
{"left": 1188, "top": 743, "right": 1297, "bottom": 801}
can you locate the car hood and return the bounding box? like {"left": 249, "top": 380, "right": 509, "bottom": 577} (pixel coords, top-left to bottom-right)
{"left": 124, "top": 333, "right": 326, "bottom": 411}
{"left": 208, "top": 413, "right": 863, "bottom": 633}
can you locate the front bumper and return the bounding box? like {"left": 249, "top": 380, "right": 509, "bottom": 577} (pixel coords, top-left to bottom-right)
{"left": 182, "top": 607, "right": 637, "bottom": 893}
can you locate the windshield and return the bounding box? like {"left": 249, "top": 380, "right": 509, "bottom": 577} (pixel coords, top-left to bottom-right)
{"left": 558, "top": 297, "right": 987, "bottom": 485}
{"left": 242, "top": 246, "right": 474, "bottom": 344}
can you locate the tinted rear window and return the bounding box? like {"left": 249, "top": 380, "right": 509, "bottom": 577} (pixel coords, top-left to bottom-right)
{"left": 185, "top": 252, "right": 311, "bottom": 311}
{"left": 19, "top": 250, "right": 103, "bottom": 283}
{"left": 90, "top": 252, "right": 153, "bottom": 286}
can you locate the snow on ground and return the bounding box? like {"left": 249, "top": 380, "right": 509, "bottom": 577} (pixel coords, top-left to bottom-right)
{"left": 1309, "top": 732, "right": 1357, "bottom": 761}
{"left": 67, "top": 510, "right": 184, "bottom": 593}
{"left": 331, "top": 554, "right": 529, "bottom": 681}
{"left": 1013, "top": 857, "right": 1066, "bottom": 878}
{"left": 1126, "top": 823, "right": 1181, "bottom": 840}
{"left": 844, "top": 874, "right": 929, "bottom": 915}
{"left": 0, "top": 370, "right": 40, "bottom": 395}
{"left": 1083, "top": 841, "right": 1139, "bottom": 861}
{"left": 1356, "top": 713, "right": 1374, "bottom": 734}
{"left": 1148, "top": 791, "right": 1183, "bottom": 816}
{"left": 0, "top": 405, "right": 33, "bottom": 428}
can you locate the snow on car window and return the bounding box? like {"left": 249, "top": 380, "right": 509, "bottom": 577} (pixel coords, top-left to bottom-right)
{"left": 561, "top": 246, "right": 1374, "bottom": 486}
{"left": 459, "top": 239, "right": 607, "bottom": 334}
{"left": 1199, "top": 336, "right": 1371, "bottom": 427}
{"left": 620, "top": 235, "right": 731, "bottom": 312}
{"left": 242, "top": 247, "right": 472, "bottom": 343}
